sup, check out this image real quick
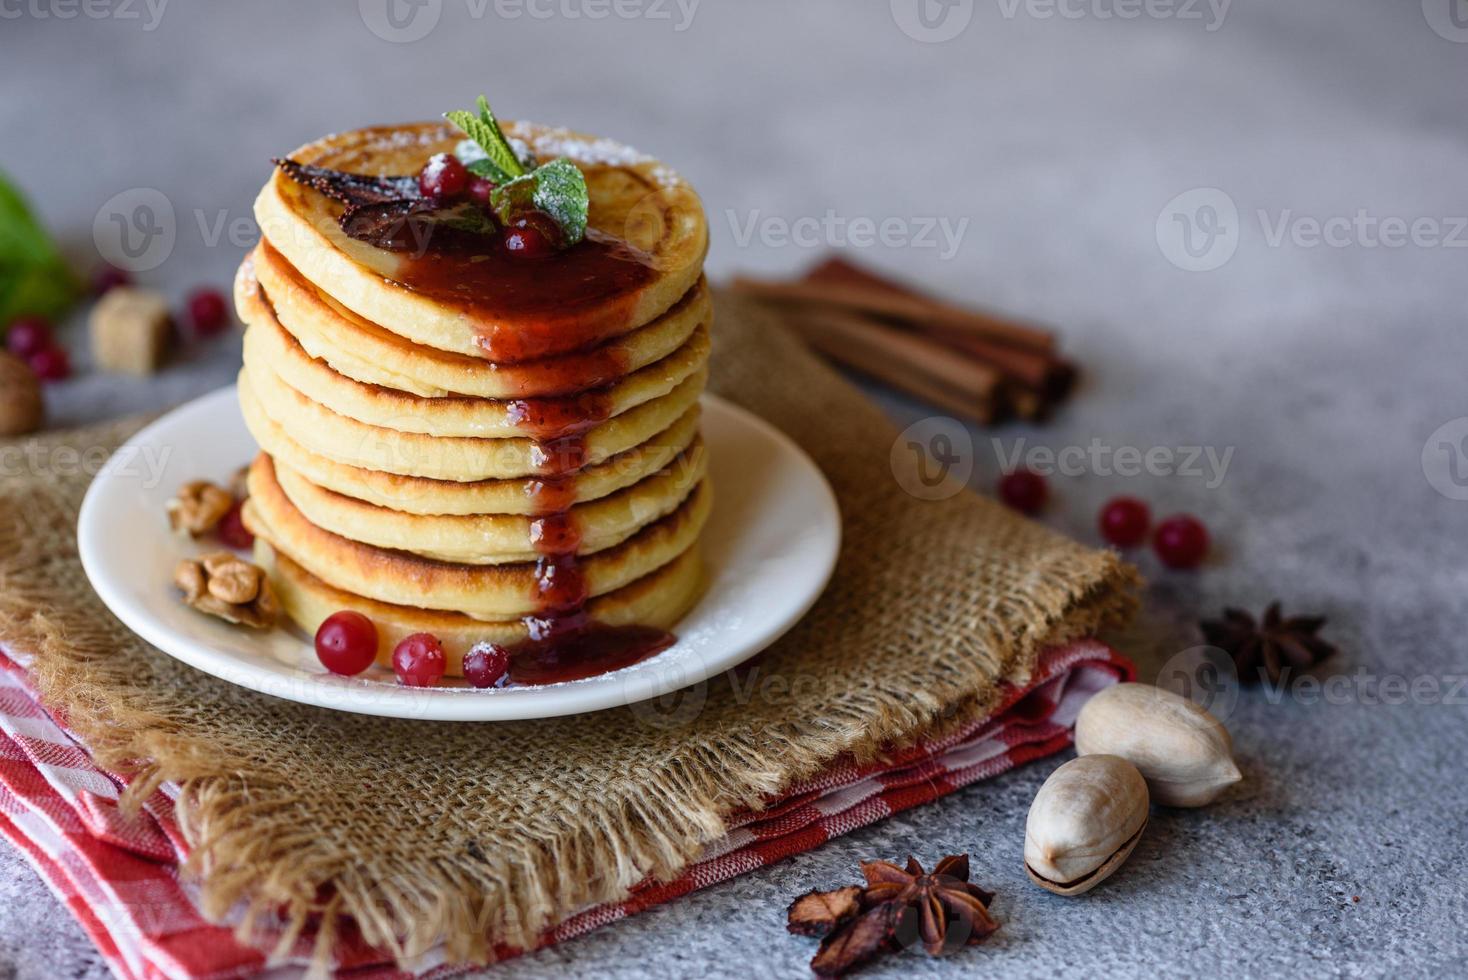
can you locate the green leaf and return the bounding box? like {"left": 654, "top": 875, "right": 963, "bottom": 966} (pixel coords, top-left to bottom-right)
{"left": 445, "top": 95, "right": 526, "bottom": 185}
{"left": 0, "top": 171, "right": 77, "bottom": 327}
{"left": 490, "top": 158, "right": 589, "bottom": 246}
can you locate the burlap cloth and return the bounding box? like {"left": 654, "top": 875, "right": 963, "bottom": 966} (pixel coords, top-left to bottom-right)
{"left": 0, "top": 294, "right": 1137, "bottom": 967}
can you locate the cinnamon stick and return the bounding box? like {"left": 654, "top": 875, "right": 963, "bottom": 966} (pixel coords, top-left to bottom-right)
{"left": 728, "top": 276, "right": 1055, "bottom": 355}
{"left": 777, "top": 307, "right": 1002, "bottom": 424}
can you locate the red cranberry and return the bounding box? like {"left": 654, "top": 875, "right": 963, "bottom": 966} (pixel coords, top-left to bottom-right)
{"left": 315, "top": 611, "right": 379, "bottom": 677}
{"left": 1153, "top": 514, "right": 1210, "bottom": 569}
{"left": 392, "top": 632, "right": 446, "bottom": 687}
{"left": 6, "top": 317, "right": 52, "bottom": 359}
{"left": 997, "top": 469, "right": 1048, "bottom": 515}
{"left": 462, "top": 642, "right": 510, "bottom": 689}
{"left": 187, "top": 288, "right": 229, "bottom": 337}
{"left": 91, "top": 265, "right": 132, "bottom": 295}
{"left": 467, "top": 176, "right": 496, "bottom": 205}
{"left": 418, "top": 153, "right": 468, "bottom": 200}
{"left": 216, "top": 501, "right": 254, "bottom": 550}
{"left": 1099, "top": 496, "right": 1151, "bottom": 548}
{"left": 503, "top": 224, "right": 553, "bottom": 259}
{"left": 27, "top": 346, "right": 69, "bottom": 382}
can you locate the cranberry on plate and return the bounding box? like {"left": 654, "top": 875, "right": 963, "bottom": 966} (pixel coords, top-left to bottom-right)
{"left": 315, "top": 611, "right": 379, "bottom": 677}
{"left": 216, "top": 501, "right": 254, "bottom": 550}
{"left": 1153, "top": 513, "right": 1210, "bottom": 569}
{"left": 392, "top": 632, "right": 447, "bottom": 687}
{"left": 462, "top": 642, "right": 511, "bottom": 689}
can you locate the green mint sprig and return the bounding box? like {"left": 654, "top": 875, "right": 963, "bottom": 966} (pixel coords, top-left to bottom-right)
{"left": 445, "top": 97, "right": 526, "bottom": 184}
{"left": 446, "top": 96, "right": 589, "bottom": 247}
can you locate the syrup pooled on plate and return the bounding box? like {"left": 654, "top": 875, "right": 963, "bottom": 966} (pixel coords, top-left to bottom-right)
{"left": 509, "top": 431, "right": 676, "bottom": 686}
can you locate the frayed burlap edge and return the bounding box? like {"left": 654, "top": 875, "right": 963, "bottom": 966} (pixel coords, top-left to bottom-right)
{"left": 0, "top": 296, "right": 1139, "bottom": 972}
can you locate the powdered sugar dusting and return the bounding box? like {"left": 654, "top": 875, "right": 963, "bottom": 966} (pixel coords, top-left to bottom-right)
{"left": 508, "top": 123, "right": 686, "bottom": 188}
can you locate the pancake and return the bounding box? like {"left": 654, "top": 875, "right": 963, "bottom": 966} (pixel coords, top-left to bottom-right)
{"left": 255, "top": 121, "right": 708, "bottom": 361}
{"left": 272, "top": 441, "right": 707, "bottom": 564}
{"left": 241, "top": 384, "right": 701, "bottom": 515}
{"left": 241, "top": 359, "right": 707, "bottom": 482}
{"left": 246, "top": 242, "right": 711, "bottom": 399}
{"left": 257, "top": 543, "right": 705, "bottom": 677}
{"left": 240, "top": 275, "right": 710, "bottom": 440}
{"left": 245, "top": 454, "right": 713, "bottom": 620}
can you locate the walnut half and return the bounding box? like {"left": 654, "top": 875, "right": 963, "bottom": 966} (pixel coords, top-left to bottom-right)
{"left": 167, "top": 480, "right": 235, "bottom": 536}
{"left": 174, "top": 552, "right": 279, "bottom": 629}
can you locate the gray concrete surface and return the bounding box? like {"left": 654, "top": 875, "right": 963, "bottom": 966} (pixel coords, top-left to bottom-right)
{"left": 2, "top": 1, "right": 1466, "bottom": 976}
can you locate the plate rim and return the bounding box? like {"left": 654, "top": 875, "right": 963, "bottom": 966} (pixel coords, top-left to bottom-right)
{"left": 76, "top": 386, "right": 840, "bottom": 722}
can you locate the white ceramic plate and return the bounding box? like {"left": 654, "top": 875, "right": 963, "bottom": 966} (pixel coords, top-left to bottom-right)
{"left": 77, "top": 387, "right": 840, "bottom": 722}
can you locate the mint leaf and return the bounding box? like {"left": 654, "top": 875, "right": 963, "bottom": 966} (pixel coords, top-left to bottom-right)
{"left": 445, "top": 95, "right": 527, "bottom": 185}
{"left": 491, "top": 158, "right": 589, "bottom": 246}
{"left": 0, "top": 171, "right": 77, "bottom": 326}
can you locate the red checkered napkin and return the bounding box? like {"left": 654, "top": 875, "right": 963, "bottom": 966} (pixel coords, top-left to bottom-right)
{"left": 0, "top": 641, "right": 1131, "bottom": 979}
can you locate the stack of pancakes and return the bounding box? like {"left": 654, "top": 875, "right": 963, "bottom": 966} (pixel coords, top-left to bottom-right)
{"left": 236, "top": 121, "right": 712, "bottom": 675}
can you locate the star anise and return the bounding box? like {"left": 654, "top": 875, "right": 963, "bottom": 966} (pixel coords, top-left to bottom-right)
{"left": 786, "top": 855, "right": 998, "bottom": 977}
{"left": 1201, "top": 602, "right": 1338, "bottom": 685}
